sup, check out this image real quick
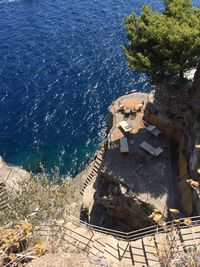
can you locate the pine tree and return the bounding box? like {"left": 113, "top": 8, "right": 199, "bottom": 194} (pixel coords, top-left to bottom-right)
{"left": 123, "top": 0, "right": 200, "bottom": 84}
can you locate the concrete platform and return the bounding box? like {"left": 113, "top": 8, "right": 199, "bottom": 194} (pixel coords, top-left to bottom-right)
{"left": 102, "top": 92, "right": 179, "bottom": 214}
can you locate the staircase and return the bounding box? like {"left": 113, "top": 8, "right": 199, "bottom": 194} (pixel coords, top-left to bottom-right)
{"left": 80, "top": 144, "right": 105, "bottom": 195}
{"left": 0, "top": 183, "right": 8, "bottom": 212}
{"left": 61, "top": 220, "right": 160, "bottom": 266}
{"left": 55, "top": 216, "right": 200, "bottom": 267}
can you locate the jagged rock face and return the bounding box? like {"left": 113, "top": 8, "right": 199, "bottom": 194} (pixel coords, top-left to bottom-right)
{"left": 153, "top": 65, "right": 200, "bottom": 128}
{"left": 186, "top": 65, "right": 200, "bottom": 180}
{"left": 187, "top": 114, "right": 200, "bottom": 177}
{"left": 101, "top": 194, "right": 153, "bottom": 229}
{"left": 153, "top": 64, "right": 200, "bottom": 168}
{"left": 153, "top": 84, "right": 193, "bottom": 130}
{"left": 91, "top": 174, "right": 154, "bottom": 231}
{"left": 0, "top": 156, "right": 30, "bottom": 191}
{"left": 153, "top": 64, "right": 200, "bottom": 214}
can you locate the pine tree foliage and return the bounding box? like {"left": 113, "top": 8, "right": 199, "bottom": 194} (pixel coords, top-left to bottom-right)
{"left": 123, "top": 0, "right": 200, "bottom": 82}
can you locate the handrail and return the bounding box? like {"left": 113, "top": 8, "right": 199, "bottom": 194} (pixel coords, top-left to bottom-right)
{"left": 34, "top": 215, "right": 200, "bottom": 266}
{"left": 68, "top": 215, "right": 127, "bottom": 236}
{"left": 68, "top": 215, "right": 200, "bottom": 242}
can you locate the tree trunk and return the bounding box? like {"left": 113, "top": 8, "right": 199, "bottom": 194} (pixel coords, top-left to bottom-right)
{"left": 179, "top": 69, "right": 184, "bottom": 81}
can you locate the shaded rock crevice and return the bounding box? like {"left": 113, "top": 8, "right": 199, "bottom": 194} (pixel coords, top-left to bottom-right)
{"left": 86, "top": 173, "right": 155, "bottom": 232}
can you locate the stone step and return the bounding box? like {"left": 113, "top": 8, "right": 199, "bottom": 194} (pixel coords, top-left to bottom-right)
{"left": 93, "top": 166, "right": 99, "bottom": 172}
{"left": 0, "top": 186, "right": 8, "bottom": 211}
{"left": 63, "top": 222, "right": 94, "bottom": 251}
{"left": 104, "top": 236, "right": 119, "bottom": 263}
{"left": 95, "top": 158, "right": 102, "bottom": 165}
{"left": 91, "top": 234, "right": 107, "bottom": 258}
{"left": 129, "top": 239, "right": 147, "bottom": 266}
{"left": 81, "top": 170, "right": 97, "bottom": 194}
{"left": 85, "top": 180, "right": 91, "bottom": 185}
{"left": 142, "top": 236, "right": 160, "bottom": 266}
{"left": 98, "top": 151, "right": 104, "bottom": 157}
{"left": 94, "top": 163, "right": 100, "bottom": 169}
{"left": 60, "top": 220, "right": 200, "bottom": 266}
{"left": 179, "top": 225, "right": 200, "bottom": 249}
{"left": 118, "top": 240, "right": 134, "bottom": 266}
{"left": 88, "top": 174, "right": 94, "bottom": 179}
{"left": 97, "top": 155, "right": 103, "bottom": 161}
{"left": 91, "top": 170, "right": 97, "bottom": 175}
{"left": 91, "top": 172, "right": 98, "bottom": 178}
{"left": 84, "top": 179, "right": 91, "bottom": 185}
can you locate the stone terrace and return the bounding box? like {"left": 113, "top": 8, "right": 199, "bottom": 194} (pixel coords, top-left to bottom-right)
{"left": 101, "top": 92, "right": 179, "bottom": 214}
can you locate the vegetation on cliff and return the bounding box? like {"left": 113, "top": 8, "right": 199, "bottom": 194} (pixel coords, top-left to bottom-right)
{"left": 0, "top": 171, "right": 81, "bottom": 266}
{"left": 123, "top": 0, "right": 200, "bottom": 83}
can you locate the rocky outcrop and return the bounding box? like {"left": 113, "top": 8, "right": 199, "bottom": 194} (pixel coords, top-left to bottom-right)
{"left": 0, "top": 156, "right": 30, "bottom": 191}
{"left": 82, "top": 65, "right": 200, "bottom": 227}
{"left": 92, "top": 174, "right": 154, "bottom": 230}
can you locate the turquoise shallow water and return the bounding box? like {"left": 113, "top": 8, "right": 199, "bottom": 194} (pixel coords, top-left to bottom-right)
{"left": 0, "top": 0, "right": 199, "bottom": 177}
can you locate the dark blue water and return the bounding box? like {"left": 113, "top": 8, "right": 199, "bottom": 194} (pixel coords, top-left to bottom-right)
{"left": 0, "top": 0, "right": 199, "bottom": 177}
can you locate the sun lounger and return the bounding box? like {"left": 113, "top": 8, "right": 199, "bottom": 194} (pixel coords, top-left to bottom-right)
{"left": 146, "top": 125, "right": 162, "bottom": 137}
{"left": 119, "top": 121, "right": 132, "bottom": 132}
{"left": 140, "top": 141, "right": 163, "bottom": 156}
{"left": 120, "top": 137, "right": 129, "bottom": 153}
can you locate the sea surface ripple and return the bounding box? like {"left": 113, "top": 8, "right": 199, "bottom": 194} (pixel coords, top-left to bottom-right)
{"left": 0, "top": 0, "right": 199, "bottom": 176}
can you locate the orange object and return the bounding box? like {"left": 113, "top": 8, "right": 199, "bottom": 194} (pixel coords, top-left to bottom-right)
{"left": 119, "top": 99, "right": 138, "bottom": 112}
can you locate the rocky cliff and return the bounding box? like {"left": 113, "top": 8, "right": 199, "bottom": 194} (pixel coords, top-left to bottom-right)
{"left": 81, "top": 65, "right": 200, "bottom": 228}
{"left": 152, "top": 65, "right": 200, "bottom": 215}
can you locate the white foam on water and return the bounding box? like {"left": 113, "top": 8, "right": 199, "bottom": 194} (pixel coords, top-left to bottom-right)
{"left": 0, "top": 0, "right": 20, "bottom": 3}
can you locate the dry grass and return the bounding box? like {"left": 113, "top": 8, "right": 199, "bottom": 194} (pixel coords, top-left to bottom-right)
{"left": 0, "top": 170, "right": 81, "bottom": 227}
{"left": 156, "top": 223, "right": 200, "bottom": 267}
{"left": 0, "top": 221, "right": 48, "bottom": 266}
{"left": 169, "top": 247, "right": 200, "bottom": 267}
{"left": 0, "top": 170, "right": 82, "bottom": 266}
{"left": 1, "top": 170, "right": 200, "bottom": 266}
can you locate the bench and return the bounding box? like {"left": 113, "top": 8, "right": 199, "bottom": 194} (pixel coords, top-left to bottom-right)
{"left": 146, "top": 125, "right": 162, "bottom": 137}
{"left": 119, "top": 121, "right": 133, "bottom": 132}
{"left": 140, "top": 141, "right": 163, "bottom": 157}
{"left": 120, "top": 137, "right": 129, "bottom": 153}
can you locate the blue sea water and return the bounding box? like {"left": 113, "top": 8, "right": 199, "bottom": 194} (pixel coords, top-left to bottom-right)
{"left": 0, "top": 0, "right": 199, "bottom": 177}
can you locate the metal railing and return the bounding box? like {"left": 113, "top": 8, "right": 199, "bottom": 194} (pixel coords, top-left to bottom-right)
{"left": 34, "top": 215, "right": 200, "bottom": 266}
{"left": 68, "top": 215, "right": 200, "bottom": 242}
